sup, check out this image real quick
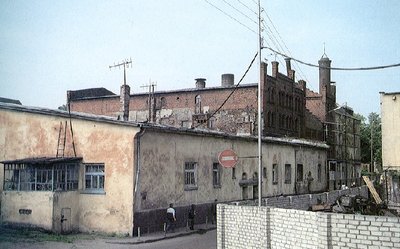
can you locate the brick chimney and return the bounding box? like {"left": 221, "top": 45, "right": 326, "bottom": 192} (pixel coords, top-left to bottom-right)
{"left": 272, "top": 61, "right": 279, "bottom": 78}
{"left": 120, "top": 84, "right": 130, "bottom": 121}
{"left": 285, "top": 58, "right": 296, "bottom": 80}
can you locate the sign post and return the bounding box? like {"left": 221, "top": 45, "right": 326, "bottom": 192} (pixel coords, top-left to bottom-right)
{"left": 218, "top": 149, "right": 238, "bottom": 168}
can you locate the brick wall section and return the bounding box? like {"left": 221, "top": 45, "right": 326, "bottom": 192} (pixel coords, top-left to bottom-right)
{"left": 218, "top": 204, "right": 400, "bottom": 249}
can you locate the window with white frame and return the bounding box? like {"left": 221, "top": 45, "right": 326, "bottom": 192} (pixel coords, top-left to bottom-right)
{"left": 272, "top": 164, "right": 278, "bottom": 184}
{"left": 85, "top": 163, "right": 105, "bottom": 192}
{"left": 184, "top": 162, "right": 198, "bottom": 190}
{"left": 212, "top": 163, "right": 221, "bottom": 187}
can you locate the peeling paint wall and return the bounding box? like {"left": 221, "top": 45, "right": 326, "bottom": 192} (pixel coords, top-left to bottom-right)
{"left": 0, "top": 107, "right": 139, "bottom": 235}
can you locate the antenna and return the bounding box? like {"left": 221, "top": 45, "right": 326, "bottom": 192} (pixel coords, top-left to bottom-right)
{"left": 109, "top": 58, "right": 133, "bottom": 85}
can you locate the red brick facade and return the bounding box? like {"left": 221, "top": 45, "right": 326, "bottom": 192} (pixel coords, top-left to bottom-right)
{"left": 68, "top": 60, "right": 326, "bottom": 140}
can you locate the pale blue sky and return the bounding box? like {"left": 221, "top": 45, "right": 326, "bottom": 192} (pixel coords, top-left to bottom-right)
{"left": 1, "top": 0, "right": 399, "bottom": 118}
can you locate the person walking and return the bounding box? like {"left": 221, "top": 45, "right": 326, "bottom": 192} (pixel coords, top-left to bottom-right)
{"left": 166, "top": 203, "right": 176, "bottom": 233}
{"left": 188, "top": 204, "right": 196, "bottom": 230}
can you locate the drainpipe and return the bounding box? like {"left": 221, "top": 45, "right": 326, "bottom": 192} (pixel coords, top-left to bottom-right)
{"left": 132, "top": 125, "right": 146, "bottom": 236}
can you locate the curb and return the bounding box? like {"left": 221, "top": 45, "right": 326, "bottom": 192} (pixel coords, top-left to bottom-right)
{"left": 106, "top": 227, "right": 216, "bottom": 245}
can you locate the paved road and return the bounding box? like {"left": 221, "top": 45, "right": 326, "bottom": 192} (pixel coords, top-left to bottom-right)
{"left": 0, "top": 229, "right": 217, "bottom": 249}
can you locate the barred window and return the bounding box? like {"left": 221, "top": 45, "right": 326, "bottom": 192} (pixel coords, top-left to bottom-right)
{"left": 272, "top": 164, "right": 278, "bottom": 184}
{"left": 184, "top": 162, "right": 198, "bottom": 190}
{"left": 85, "top": 164, "right": 105, "bottom": 192}
{"left": 285, "top": 164, "right": 291, "bottom": 184}
{"left": 3, "top": 163, "right": 78, "bottom": 192}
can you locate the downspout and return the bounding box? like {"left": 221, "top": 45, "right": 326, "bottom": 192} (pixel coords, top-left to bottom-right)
{"left": 132, "top": 125, "right": 146, "bottom": 236}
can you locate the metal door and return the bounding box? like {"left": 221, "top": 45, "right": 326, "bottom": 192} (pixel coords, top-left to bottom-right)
{"left": 61, "top": 208, "right": 71, "bottom": 234}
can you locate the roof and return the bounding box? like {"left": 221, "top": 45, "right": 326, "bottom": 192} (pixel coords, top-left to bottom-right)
{"left": 67, "top": 87, "right": 116, "bottom": 101}
{"left": 1, "top": 157, "right": 83, "bottom": 165}
{"left": 0, "top": 97, "right": 22, "bottom": 105}
{"left": 0, "top": 102, "right": 329, "bottom": 150}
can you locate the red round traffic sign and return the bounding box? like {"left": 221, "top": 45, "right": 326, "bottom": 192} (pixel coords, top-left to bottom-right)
{"left": 218, "top": 149, "right": 238, "bottom": 168}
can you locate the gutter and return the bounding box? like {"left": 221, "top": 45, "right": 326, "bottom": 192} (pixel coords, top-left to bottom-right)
{"left": 132, "top": 124, "right": 146, "bottom": 236}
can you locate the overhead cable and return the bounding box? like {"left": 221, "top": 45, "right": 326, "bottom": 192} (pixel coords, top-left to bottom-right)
{"left": 264, "top": 46, "right": 400, "bottom": 70}
{"left": 192, "top": 52, "right": 258, "bottom": 129}
{"left": 203, "top": 0, "right": 257, "bottom": 35}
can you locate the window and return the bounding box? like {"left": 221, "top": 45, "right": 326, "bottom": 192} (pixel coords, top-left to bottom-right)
{"left": 4, "top": 163, "right": 79, "bottom": 191}
{"left": 263, "top": 167, "right": 267, "bottom": 178}
{"left": 212, "top": 163, "right": 221, "bottom": 187}
{"left": 285, "top": 164, "right": 291, "bottom": 184}
{"left": 318, "top": 164, "right": 322, "bottom": 182}
{"left": 272, "top": 164, "right": 278, "bottom": 184}
{"left": 185, "top": 162, "right": 198, "bottom": 190}
{"left": 232, "top": 167, "right": 236, "bottom": 179}
{"left": 195, "top": 95, "right": 201, "bottom": 114}
{"left": 85, "top": 164, "right": 105, "bottom": 192}
{"left": 297, "top": 164, "right": 303, "bottom": 182}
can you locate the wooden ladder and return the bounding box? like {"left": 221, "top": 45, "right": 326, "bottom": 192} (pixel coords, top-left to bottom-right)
{"left": 56, "top": 121, "right": 67, "bottom": 158}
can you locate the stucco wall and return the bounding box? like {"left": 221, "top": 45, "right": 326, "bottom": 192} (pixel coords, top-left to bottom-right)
{"left": 381, "top": 93, "right": 400, "bottom": 170}
{"left": 133, "top": 130, "right": 327, "bottom": 233}
{"left": 0, "top": 106, "right": 139, "bottom": 235}
{"left": 1, "top": 191, "right": 54, "bottom": 230}
{"left": 138, "top": 131, "right": 326, "bottom": 211}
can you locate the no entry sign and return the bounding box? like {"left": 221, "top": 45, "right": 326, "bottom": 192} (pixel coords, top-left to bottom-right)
{"left": 218, "top": 149, "right": 238, "bottom": 168}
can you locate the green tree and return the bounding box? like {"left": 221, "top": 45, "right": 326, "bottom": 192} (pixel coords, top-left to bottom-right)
{"left": 357, "top": 112, "right": 382, "bottom": 171}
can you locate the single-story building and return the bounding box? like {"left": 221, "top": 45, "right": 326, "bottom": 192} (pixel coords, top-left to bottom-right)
{"left": 0, "top": 102, "right": 328, "bottom": 235}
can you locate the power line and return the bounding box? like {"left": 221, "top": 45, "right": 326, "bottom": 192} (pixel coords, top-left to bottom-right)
{"left": 219, "top": 0, "right": 258, "bottom": 25}
{"left": 203, "top": 0, "right": 257, "bottom": 34}
{"left": 192, "top": 52, "right": 258, "bottom": 129}
{"left": 262, "top": 12, "right": 310, "bottom": 82}
{"left": 263, "top": 46, "right": 400, "bottom": 70}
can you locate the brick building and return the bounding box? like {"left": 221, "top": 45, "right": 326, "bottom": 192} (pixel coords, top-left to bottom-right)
{"left": 69, "top": 59, "right": 312, "bottom": 138}
{"left": 68, "top": 55, "right": 361, "bottom": 190}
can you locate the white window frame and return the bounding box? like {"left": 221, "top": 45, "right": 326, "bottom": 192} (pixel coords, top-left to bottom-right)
{"left": 84, "top": 163, "right": 105, "bottom": 194}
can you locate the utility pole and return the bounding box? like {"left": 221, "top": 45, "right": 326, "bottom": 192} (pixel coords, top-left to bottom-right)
{"left": 109, "top": 58, "right": 133, "bottom": 86}
{"left": 141, "top": 81, "right": 157, "bottom": 122}
{"left": 257, "top": 0, "right": 263, "bottom": 207}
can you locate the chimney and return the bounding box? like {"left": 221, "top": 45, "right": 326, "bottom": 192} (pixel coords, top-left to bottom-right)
{"left": 195, "top": 78, "right": 206, "bottom": 89}
{"left": 221, "top": 74, "right": 234, "bottom": 87}
{"left": 120, "top": 84, "right": 130, "bottom": 121}
{"left": 285, "top": 58, "right": 295, "bottom": 80}
{"left": 271, "top": 61, "right": 279, "bottom": 78}
{"left": 285, "top": 58, "right": 291, "bottom": 75}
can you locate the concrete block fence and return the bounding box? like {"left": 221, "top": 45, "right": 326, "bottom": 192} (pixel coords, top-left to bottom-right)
{"left": 217, "top": 186, "right": 400, "bottom": 249}
{"left": 217, "top": 205, "right": 400, "bottom": 249}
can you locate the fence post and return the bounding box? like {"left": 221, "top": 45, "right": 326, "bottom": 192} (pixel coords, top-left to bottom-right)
{"left": 138, "top": 227, "right": 141, "bottom": 241}
{"left": 206, "top": 216, "right": 208, "bottom": 228}
{"left": 164, "top": 223, "right": 166, "bottom": 237}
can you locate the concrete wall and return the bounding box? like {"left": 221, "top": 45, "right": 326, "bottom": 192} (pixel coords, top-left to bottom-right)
{"left": 218, "top": 191, "right": 400, "bottom": 248}
{"left": 0, "top": 105, "right": 139, "bottom": 235}
{"left": 381, "top": 92, "right": 400, "bottom": 170}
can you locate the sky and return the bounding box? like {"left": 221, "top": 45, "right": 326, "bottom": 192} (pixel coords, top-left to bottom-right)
{"left": 0, "top": 0, "right": 399, "bottom": 118}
